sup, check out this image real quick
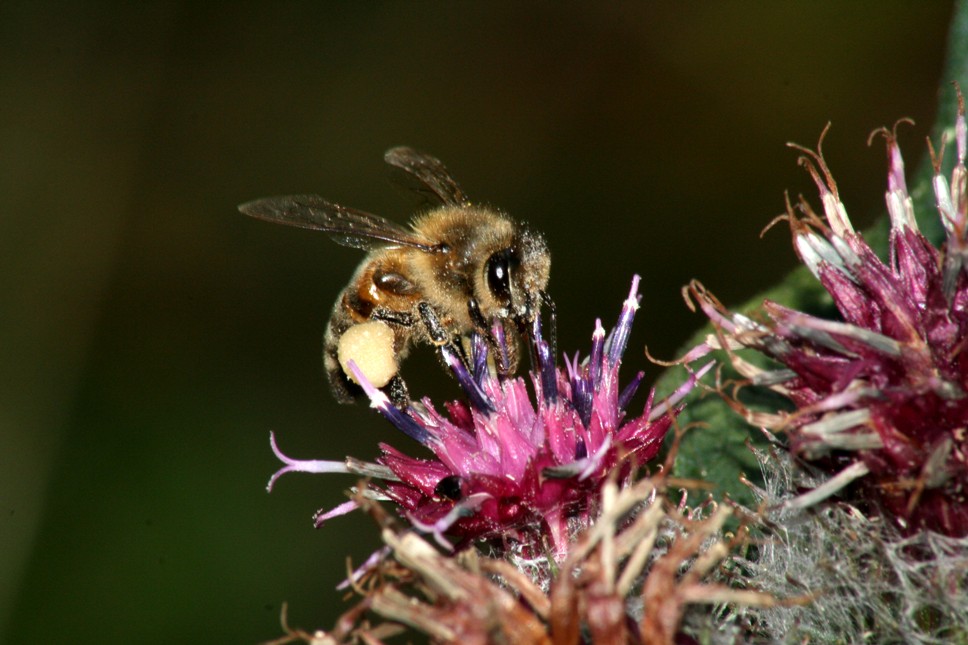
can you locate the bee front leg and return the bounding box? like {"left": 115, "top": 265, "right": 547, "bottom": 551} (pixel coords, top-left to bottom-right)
{"left": 467, "top": 296, "right": 512, "bottom": 376}
{"left": 416, "top": 302, "right": 451, "bottom": 345}
{"left": 417, "top": 302, "right": 471, "bottom": 371}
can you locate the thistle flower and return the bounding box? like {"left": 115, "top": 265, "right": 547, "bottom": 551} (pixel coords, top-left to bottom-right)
{"left": 269, "top": 276, "right": 712, "bottom": 563}
{"left": 271, "top": 478, "right": 783, "bottom": 645}
{"left": 689, "top": 88, "right": 968, "bottom": 537}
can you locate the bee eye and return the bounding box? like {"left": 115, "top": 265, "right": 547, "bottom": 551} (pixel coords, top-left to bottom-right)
{"left": 486, "top": 249, "right": 514, "bottom": 303}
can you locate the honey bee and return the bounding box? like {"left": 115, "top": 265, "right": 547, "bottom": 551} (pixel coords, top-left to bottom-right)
{"left": 240, "top": 147, "right": 551, "bottom": 404}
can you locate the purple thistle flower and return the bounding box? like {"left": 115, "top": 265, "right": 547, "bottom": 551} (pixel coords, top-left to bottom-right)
{"left": 270, "top": 276, "right": 711, "bottom": 560}
{"left": 691, "top": 88, "right": 968, "bottom": 537}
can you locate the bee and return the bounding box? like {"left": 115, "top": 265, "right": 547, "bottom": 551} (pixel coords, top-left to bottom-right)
{"left": 240, "top": 147, "right": 551, "bottom": 404}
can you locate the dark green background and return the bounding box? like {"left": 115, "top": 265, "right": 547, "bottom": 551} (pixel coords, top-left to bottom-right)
{"left": 0, "top": 3, "right": 954, "bottom": 643}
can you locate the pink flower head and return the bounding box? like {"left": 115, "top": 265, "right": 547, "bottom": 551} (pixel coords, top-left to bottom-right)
{"left": 270, "top": 276, "right": 710, "bottom": 560}
{"left": 693, "top": 88, "right": 968, "bottom": 536}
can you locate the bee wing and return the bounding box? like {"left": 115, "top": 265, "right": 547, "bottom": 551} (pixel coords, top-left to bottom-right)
{"left": 384, "top": 146, "right": 469, "bottom": 207}
{"left": 239, "top": 194, "right": 437, "bottom": 251}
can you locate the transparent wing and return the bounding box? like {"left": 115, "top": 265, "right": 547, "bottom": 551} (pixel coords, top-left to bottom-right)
{"left": 238, "top": 194, "right": 437, "bottom": 251}
{"left": 384, "top": 146, "right": 469, "bottom": 207}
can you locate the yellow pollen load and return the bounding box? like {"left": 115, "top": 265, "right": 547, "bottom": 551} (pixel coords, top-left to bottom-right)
{"left": 338, "top": 320, "right": 398, "bottom": 388}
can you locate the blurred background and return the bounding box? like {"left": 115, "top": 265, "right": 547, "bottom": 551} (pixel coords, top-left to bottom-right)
{"left": 0, "top": 2, "right": 956, "bottom": 643}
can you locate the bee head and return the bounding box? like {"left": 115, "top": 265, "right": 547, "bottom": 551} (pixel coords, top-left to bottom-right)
{"left": 484, "top": 228, "right": 550, "bottom": 324}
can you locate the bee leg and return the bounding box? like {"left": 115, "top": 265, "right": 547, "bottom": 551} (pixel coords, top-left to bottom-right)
{"left": 467, "top": 296, "right": 496, "bottom": 366}
{"left": 361, "top": 308, "right": 417, "bottom": 407}
{"left": 417, "top": 302, "right": 471, "bottom": 369}
{"left": 370, "top": 308, "right": 416, "bottom": 328}
{"left": 417, "top": 302, "right": 453, "bottom": 345}
{"left": 324, "top": 328, "right": 363, "bottom": 404}
{"left": 467, "top": 296, "right": 513, "bottom": 376}
{"left": 385, "top": 374, "right": 410, "bottom": 407}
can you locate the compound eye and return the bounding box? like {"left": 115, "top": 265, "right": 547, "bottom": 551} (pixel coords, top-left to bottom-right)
{"left": 486, "top": 249, "right": 514, "bottom": 303}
